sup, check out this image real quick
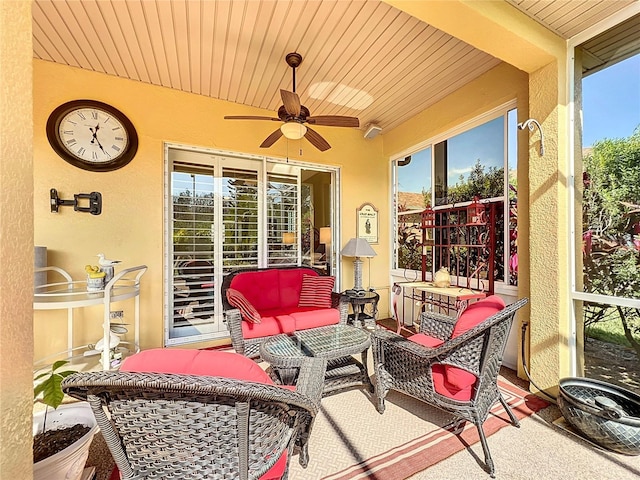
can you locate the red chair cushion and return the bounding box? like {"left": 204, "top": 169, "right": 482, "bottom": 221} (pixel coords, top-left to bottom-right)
{"left": 431, "top": 364, "right": 475, "bottom": 401}
{"left": 120, "top": 349, "right": 288, "bottom": 479}
{"left": 120, "top": 348, "right": 273, "bottom": 384}
{"left": 446, "top": 295, "right": 506, "bottom": 390}
{"left": 408, "top": 333, "right": 444, "bottom": 348}
{"left": 298, "top": 274, "right": 334, "bottom": 308}
{"left": 226, "top": 288, "right": 262, "bottom": 323}
{"left": 451, "top": 295, "right": 506, "bottom": 338}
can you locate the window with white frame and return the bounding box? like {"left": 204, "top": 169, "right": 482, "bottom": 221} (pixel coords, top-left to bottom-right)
{"left": 393, "top": 104, "right": 518, "bottom": 286}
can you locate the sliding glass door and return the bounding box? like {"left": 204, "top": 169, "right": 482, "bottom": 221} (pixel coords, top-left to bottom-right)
{"left": 165, "top": 145, "right": 337, "bottom": 345}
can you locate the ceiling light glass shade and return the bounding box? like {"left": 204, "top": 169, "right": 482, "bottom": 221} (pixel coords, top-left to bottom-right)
{"left": 281, "top": 122, "right": 307, "bottom": 140}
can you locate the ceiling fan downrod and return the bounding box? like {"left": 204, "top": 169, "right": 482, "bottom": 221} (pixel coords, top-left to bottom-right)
{"left": 285, "top": 52, "right": 303, "bottom": 93}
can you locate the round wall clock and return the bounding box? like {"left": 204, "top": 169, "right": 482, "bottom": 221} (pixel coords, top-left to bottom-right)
{"left": 46, "top": 100, "right": 138, "bottom": 172}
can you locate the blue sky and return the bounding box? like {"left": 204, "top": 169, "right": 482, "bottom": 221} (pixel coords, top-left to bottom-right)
{"left": 582, "top": 54, "right": 640, "bottom": 147}
{"left": 399, "top": 53, "right": 639, "bottom": 194}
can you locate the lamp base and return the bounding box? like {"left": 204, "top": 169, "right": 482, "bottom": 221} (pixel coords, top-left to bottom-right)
{"left": 353, "top": 258, "right": 364, "bottom": 292}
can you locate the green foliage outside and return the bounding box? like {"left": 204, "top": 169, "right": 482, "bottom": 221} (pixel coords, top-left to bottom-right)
{"left": 582, "top": 127, "right": 640, "bottom": 357}
{"left": 446, "top": 160, "right": 504, "bottom": 204}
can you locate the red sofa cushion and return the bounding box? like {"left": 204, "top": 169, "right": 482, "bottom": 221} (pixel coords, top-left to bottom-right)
{"left": 119, "top": 349, "right": 288, "bottom": 480}
{"left": 298, "top": 274, "right": 334, "bottom": 308}
{"left": 226, "top": 288, "right": 261, "bottom": 323}
{"left": 290, "top": 308, "right": 341, "bottom": 330}
{"left": 241, "top": 313, "right": 296, "bottom": 339}
{"left": 278, "top": 269, "right": 318, "bottom": 309}
{"left": 230, "top": 269, "right": 281, "bottom": 311}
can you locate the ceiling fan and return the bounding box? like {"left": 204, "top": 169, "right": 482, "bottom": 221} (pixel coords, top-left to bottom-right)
{"left": 224, "top": 52, "right": 360, "bottom": 152}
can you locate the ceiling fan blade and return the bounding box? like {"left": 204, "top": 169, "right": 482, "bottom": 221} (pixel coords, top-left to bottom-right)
{"left": 280, "top": 89, "right": 301, "bottom": 117}
{"left": 304, "top": 127, "right": 331, "bottom": 152}
{"left": 260, "top": 128, "right": 284, "bottom": 148}
{"left": 306, "top": 116, "right": 360, "bottom": 128}
{"left": 224, "top": 115, "right": 281, "bottom": 121}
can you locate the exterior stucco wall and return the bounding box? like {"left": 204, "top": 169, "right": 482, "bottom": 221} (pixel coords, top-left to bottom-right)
{"left": 526, "top": 60, "right": 572, "bottom": 394}
{"left": 33, "top": 59, "right": 389, "bottom": 360}
{"left": 0, "top": 1, "right": 34, "bottom": 479}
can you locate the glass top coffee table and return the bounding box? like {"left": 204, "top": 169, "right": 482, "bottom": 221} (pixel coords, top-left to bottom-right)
{"left": 260, "top": 324, "right": 374, "bottom": 396}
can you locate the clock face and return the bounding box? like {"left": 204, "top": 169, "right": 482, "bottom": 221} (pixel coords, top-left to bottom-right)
{"left": 47, "top": 100, "right": 138, "bottom": 172}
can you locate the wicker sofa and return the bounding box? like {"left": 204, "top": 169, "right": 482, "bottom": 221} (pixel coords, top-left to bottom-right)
{"left": 222, "top": 266, "right": 348, "bottom": 359}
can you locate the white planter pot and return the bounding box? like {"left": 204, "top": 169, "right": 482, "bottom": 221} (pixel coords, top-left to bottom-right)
{"left": 33, "top": 402, "right": 99, "bottom": 480}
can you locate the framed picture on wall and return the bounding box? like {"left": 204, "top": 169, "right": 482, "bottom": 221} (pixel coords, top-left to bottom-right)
{"left": 356, "top": 202, "right": 379, "bottom": 244}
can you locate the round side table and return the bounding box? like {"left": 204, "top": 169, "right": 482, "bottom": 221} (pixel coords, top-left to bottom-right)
{"left": 342, "top": 290, "right": 379, "bottom": 330}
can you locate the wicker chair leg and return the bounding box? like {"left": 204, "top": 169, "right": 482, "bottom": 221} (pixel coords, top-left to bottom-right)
{"left": 499, "top": 394, "right": 521, "bottom": 428}
{"left": 299, "top": 443, "right": 309, "bottom": 468}
{"left": 373, "top": 372, "right": 387, "bottom": 413}
{"left": 476, "top": 423, "right": 496, "bottom": 478}
{"left": 445, "top": 418, "right": 467, "bottom": 435}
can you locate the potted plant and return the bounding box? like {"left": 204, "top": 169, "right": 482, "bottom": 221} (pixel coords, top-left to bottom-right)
{"left": 33, "top": 360, "right": 99, "bottom": 480}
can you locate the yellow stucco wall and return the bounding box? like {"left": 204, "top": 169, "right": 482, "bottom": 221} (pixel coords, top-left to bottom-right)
{"left": 526, "top": 60, "right": 572, "bottom": 394}
{"left": 0, "top": 1, "right": 34, "bottom": 479}
{"left": 33, "top": 59, "right": 389, "bottom": 360}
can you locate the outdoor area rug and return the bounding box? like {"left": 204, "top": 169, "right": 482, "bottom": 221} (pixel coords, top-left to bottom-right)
{"left": 288, "top": 375, "right": 548, "bottom": 480}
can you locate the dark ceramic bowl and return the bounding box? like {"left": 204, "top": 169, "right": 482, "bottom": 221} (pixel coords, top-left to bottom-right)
{"left": 558, "top": 377, "right": 640, "bottom": 455}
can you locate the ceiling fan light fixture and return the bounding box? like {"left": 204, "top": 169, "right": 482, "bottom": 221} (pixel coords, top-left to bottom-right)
{"left": 280, "top": 121, "right": 307, "bottom": 140}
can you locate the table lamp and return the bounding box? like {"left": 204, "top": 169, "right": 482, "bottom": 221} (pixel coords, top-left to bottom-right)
{"left": 340, "top": 238, "right": 376, "bottom": 293}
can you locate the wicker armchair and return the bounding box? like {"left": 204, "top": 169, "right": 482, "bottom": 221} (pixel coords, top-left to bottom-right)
{"left": 372, "top": 297, "right": 528, "bottom": 478}
{"left": 62, "top": 356, "right": 326, "bottom": 480}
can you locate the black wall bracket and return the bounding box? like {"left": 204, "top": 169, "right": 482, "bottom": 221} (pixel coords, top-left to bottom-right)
{"left": 50, "top": 188, "right": 102, "bottom": 215}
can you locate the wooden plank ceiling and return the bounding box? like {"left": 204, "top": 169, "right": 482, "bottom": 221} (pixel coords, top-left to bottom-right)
{"left": 33, "top": 1, "right": 636, "bottom": 134}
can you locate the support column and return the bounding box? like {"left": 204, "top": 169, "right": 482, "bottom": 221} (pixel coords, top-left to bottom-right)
{"left": 525, "top": 59, "right": 573, "bottom": 395}
{"left": 0, "top": 1, "right": 34, "bottom": 478}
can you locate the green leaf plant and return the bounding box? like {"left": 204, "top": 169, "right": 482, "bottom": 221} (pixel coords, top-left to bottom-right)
{"left": 33, "top": 360, "right": 76, "bottom": 431}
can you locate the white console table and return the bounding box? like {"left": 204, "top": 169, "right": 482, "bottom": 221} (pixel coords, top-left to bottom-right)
{"left": 34, "top": 265, "right": 147, "bottom": 370}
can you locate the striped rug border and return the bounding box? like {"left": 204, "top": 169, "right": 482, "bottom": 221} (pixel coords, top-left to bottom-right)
{"left": 321, "top": 379, "right": 548, "bottom": 480}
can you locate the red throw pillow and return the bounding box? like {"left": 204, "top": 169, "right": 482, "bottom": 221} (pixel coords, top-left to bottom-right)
{"left": 298, "top": 274, "right": 335, "bottom": 308}
{"left": 226, "top": 288, "right": 261, "bottom": 323}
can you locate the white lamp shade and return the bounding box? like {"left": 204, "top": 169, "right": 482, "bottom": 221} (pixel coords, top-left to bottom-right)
{"left": 282, "top": 232, "right": 296, "bottom": 244}
{"left": 320, "top": 226, "right": 332, "bottom": 244}
{"left": 340, "top": 238, "right": 376, "bottom": 258}
{"left": 280, "top": 122, "right": 307, "bottom": 140}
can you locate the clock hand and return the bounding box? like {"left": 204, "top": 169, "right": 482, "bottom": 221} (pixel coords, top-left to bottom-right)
{"left": 89, "top": 126, "right": 106, "bottom": 153}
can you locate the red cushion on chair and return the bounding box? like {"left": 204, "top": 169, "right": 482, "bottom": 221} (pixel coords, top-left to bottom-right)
{"left": 451, "top": 295, "right": 505, "bottom": 338}
{"left": 408, "top": 333, "right": 444, "bottom": 348}
{"left": 226, "top": 288, "right": 262, "bottom": 324}
{"left": 439, "top": 295, "right": 505, "bottom": 394}
{"left": 431, "top": 364, "right": 475, "bottom": 401}
{"left": 121, "top": 348, "right": 273, "bottom": 384}
{"left": 120, "top": 349, "right": 289, "bottom": 479}
{"left": 298, "top": 274, "right": 335, "bottom": 308}
{"left": 108, "top": 444, "right": 288, "bottom": 480}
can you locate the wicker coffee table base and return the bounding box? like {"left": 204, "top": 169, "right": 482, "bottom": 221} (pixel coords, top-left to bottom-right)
{"left": 267, "top": 354, "right": 373, "bottom": 396}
